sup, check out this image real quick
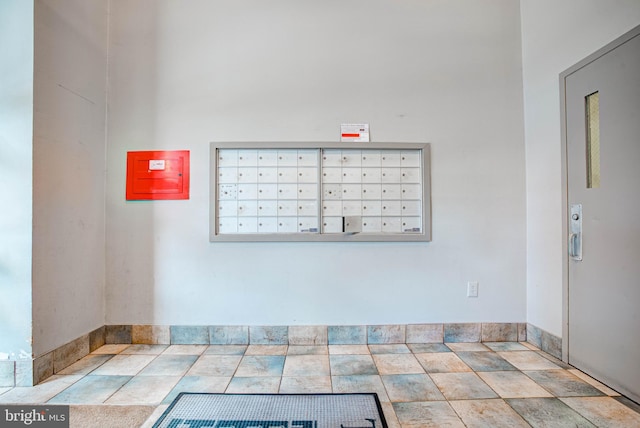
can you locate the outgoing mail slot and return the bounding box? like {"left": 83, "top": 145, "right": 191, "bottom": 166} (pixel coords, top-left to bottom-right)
{"left": 126, "top": 150, "right": 190, "bottom": 200}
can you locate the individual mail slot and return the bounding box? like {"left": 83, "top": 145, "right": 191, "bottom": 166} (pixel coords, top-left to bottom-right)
{"left": 341, "top": 184, "right": 362, "bottom": 200}
{"left": 381, "top": 200, "right": 402, "bottom": 216}
{"left": 298, "top": 183, "right": 318, "bottom": 199}
{"left": 297, "top": 167, "right": 318, "bottom": 183}
{"left": 401, "top": 200, "right": 422, "bottom": 216}
{"left": 237, "top": 150, "right": 258, "bottom": 166}
{"left": 236, "top": 184, "right": 257, "bottom": 200}
{"left": 218, "top": 184, "right": 238, "bottom": 200}
{"left": 297, "top": 150, "right": 318, "bottom": 167}
{"left": 218, "top": 167, "right": 238, "bottom": 184}
{"left": 361, "top": 151, "right": 381, "bottom": 167}
{"left": 298, "top": 201, "right": 318, "bottom": 216}
{"left": 258, "top": 150, "right": 278, "bottom": 166}
{"left": 341, "top": 150, "right": 362, "bottom": 167}
{"left": 277, "top": 167, "right": 298, "bottom": 183}
{"left": 237, "top": 200, "right": 258, "bottom": 217}
{"left": 381, "top": 151, "right": 401, "bottom": 166}
{"left": 322, "top": 201, "right": 342, "bottom": 216}
{"left": 400, "top": 167, "right": 421, "bottom": 183}
{"left": 277, "top": 150, "right": 298, "bottom": 166}
{"left": 362, "top": 200, "right": 382, "bottom": 216}
{"left": 361, "top": 168, "right": 382, "bottom": 183}
{"left": 257, "top": 217, "right": 278, "bottom": 233}
{"left": 362, "top": 216, "right": 382, "bottom": 233}
{"left": 298, "top": 217, "right": 319, "bottom": 233}
{"left": 381, "top": 217, "right": 402, "bottom": 233}
{"left": 341, "top": 168, "right": 362, "bottom": 183}
{"left": 257, "top": 200, "right": 278, "bottom": 216}
{"left": 277, "top": 183, "right": 298, "bottom": 199}
{"left": 217, "top": 150, "right": 238, "bottom": 167}
{"left": 381, "top": 184, "right": 402, "bottom": 199}
{"left": 342, "top": 200, "right": 362, "bottom": 216}
{"left": 381, "top": 168, "right": 401, "bottom": 183}
{"left": 277, "top": 200, "right": 298, "bottom": 216}
{"left": 322, "top": 167, "right": 342, "bottom": 183}
{"left": 321, "top": 150, "right": 342, "bottom": 167}
{"left": 258, "top": 167, "right": 278, "bottom": 183}
{"left": 277, "top": 217, "right": 298, "bottom": 233}
{"left": 237, "top": 217, "right": 258, "bottom": 234}
{"left": 401, "top": 183, "right": 422, "bottom": 200}
{"left": 362, "top": 184, "right": 382, "bottom": 200}
{"left": 218, "top": 200, "right": 238, "bottom": 217}
{"left": 257, "top": 184, "right": 277, "bottom": 199}
{"left": 402, "top": 217, "right": 422, "bottom": 233}
{"left": 401, "top": 150, "right": 421, "bottom": 167}
{"left": 322, "top": 216, "right": 343, "bottom": 233}
{"left": 218, "top": 217, "right": 238, "bottom": 234}
{"left": 323, "top": 184, "right": 342, "bottom": 200}
{"left": 237, "top": 167, "right": 258, "bottom": 183}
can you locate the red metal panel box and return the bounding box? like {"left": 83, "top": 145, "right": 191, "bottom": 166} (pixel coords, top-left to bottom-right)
{"left": 126, "top": 150, "right": 190, "bottom": 200}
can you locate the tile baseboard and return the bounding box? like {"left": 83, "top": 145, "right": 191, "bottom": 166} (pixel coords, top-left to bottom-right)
{"left": 18, "top": 322, "right": 549, "bottom": 387}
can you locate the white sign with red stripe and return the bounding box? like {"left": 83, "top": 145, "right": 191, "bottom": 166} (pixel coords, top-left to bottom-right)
{"left": 340, "top": 123, "right": 370, "bottom": 142}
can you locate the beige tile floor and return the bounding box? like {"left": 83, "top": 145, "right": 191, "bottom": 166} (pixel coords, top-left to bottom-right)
{"left": 1, "top": 341, "right": 639, "bottom": 427}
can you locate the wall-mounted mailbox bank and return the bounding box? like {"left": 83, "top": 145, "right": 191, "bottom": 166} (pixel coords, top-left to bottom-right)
{"left": 126, "top": 150, "right": 190, "bottom": 200}
{"left": 210, "top": 142, "right": 431, "bottom": 242}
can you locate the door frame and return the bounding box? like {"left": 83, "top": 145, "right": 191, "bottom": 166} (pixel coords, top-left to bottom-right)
{"left": 559, "top": 24, "right": 640, "bottom": 363}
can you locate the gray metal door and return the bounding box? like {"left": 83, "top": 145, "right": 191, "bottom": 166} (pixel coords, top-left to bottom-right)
{"left": 564, "top": 26, "right": 640, "bottom": 403}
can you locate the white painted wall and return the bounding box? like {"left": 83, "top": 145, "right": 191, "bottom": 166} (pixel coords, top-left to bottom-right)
{"left": 31, "top": 0, "right": 109, "bottom": 356}
{"left": 106, "top": 0, "right": 527, "bottom": 326}
{"left": 521, "top": 1, "right": 640, "bottom": 337}
{"left": 0, "top": 1, "right": 33, "bottom": 360}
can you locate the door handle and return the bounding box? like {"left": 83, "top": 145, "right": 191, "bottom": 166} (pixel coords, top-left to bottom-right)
{"left": 569, "top": 204, "right": 583, "bottom": 261}
{"left": 569, "top": 233, "right": 581, "bottom": 260}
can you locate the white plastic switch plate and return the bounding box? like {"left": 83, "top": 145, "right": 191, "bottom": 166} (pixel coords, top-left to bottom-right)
{"left": 467, "top": 281, "right": 479, "bottom": 297}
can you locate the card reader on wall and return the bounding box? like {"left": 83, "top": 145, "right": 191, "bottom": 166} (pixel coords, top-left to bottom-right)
{"left": 343, "top": 216, "right": 362, "bottom": 234}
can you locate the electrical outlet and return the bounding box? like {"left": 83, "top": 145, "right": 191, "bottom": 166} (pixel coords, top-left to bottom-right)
{"left": 467, "top": 281, "right": 479, "bottom": 297}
